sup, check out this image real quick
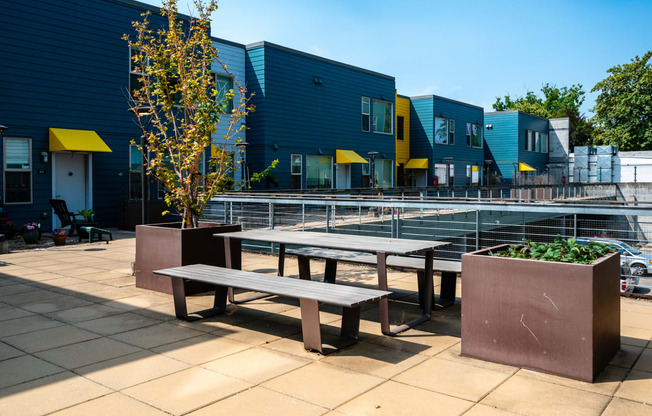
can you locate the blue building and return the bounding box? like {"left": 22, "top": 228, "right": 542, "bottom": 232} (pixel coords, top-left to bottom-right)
{"left": 1, "top": 0, "right": 246, "bottom": 229}
{"left": 484, "top": 111, "right": 554, "bottom": 184}
{"left": 244, "top": 42, "right": 397, "bottom": 190}
{"left": 409, "top": 95, "right": 485, "bottom": 186}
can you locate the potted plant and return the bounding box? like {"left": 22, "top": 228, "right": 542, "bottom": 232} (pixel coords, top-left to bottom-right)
{"left": 75, "top": 208, "right": 96, "bottom": 240}
{"left": 461, "top": 236, "right": 620, "bottom": 382}
{"left": 125, "top": 0, "right": 276, "bottom": 294}
{"left": 51, "top": 228, "right": 67, "bottom": 246}
{"left": 22, "top": 222, "right": 40, "bottom": 244}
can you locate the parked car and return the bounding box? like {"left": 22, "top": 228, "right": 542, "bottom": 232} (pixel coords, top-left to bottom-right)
{"left": 577, "top": 237, "right": 647, "bottom": 292}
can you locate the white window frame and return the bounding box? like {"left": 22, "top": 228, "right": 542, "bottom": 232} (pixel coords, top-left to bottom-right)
{"left": 434, "top": 163, "right": 447, "bottom": 185}
{"left": 4, "top": 137, "right": 33, "bottom": 204}
{"left": 525, "top": 129, "right": 533, "bottom": 151}
{"left": 362, "top": 97, "right": 370, "bottom": 132}
{"left": 372, "top": 99, "right": 394, "bottom": 135}
{"left": 291, "top": 153, "right": 302, "bottom": 189}
{"left": 434, "top": 117, "right": 448, "bottom": 144}
{"left": 535, "top": 131, "right": 541, "bottom": 152}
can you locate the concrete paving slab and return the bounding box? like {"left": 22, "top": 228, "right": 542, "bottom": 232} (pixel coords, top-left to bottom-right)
{"left": 48, "top": 392, "right": 168, "bottom": 416}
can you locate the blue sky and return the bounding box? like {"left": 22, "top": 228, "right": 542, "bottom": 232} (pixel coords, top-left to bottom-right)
{"left": 139, "top": 0, "right": 652, "bottom": 115}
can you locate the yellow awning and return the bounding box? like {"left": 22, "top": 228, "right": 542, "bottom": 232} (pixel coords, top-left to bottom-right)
{"left": 518, "top": 162, "right": 536, "bottom": 172}
{"left": 336, "top": 149, "right": 368, "bottom": 164}
{"left": 472, "top": 166, "right": 479, "bottom": 172}
{"left": 404, "top": 158, "right": 429, "bottom": 169}
{"left": 49, "top": 128, "right": 112, "bottom": 152}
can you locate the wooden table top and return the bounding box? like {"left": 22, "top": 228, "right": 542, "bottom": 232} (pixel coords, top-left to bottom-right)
{"left": 216, "top": 230, "right": 449, "bottom": 256}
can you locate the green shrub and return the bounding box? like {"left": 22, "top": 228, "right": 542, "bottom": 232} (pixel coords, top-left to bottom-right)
{"left": 489, "top": 235, "right": 615, "bottom": 264}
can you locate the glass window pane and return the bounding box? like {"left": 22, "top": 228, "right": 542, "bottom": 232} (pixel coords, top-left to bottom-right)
{"left": 362, "top": 159, "right": 370, "bottom": 175}
{"left": 362, "top": 97, "right": 370, "bottom": 114}
{"left": 541, "top": 133, "right": 549, "bottom": 153}
{"left": 306, "top": 155, "right": 332, "bottom": 189}
{"left": 472, "top": 124, "right": 481, "bottom": 147}
{"left": 215, "top": 74, "right": 234, "bottom": 113}
{"left": 5, "top": 139, "right": 30, "bottom": 169}
{"left": 434, "top": 117, "right": 448, "bottom": 144}
{"left": 466, "top": 123, "right": 472, "bottom": 146}
{"left": 5, "top": 171, "right": 31, "bottom": 203}
{"left": 449, "top": 119, "right": 455, "bottom": 144}
{"left": 434, "top": 164, "right": 447, "bottom": 185}
{"left": 373, "top": 100, "right": 392, "bottom": 134}
{"left": 374, "top": 159, "right": 393, "bottom": 188}
{"left": 291, "top": 154, "right": 301, "bottom": 173}
{"left": 397, "top": 116, "right": 405, "bottom": 140}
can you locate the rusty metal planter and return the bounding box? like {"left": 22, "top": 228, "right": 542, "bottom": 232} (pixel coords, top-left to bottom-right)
{"left": 461, "top": 244, "right": 620, "bottom": 382}
{"left": 135, "top": 222, "right": 241, "bottom": 295}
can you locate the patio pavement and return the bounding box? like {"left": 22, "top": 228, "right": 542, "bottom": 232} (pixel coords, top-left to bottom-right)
{"left": 1, "top": 230, "right": 651, "bottom": 416}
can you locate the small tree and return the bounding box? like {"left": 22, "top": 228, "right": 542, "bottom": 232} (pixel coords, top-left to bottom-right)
{"left": 124, "top": 0, "right": 253, "bottom": 228}
{"left": 592, "top": 51, "right": 652, "bottom": 151}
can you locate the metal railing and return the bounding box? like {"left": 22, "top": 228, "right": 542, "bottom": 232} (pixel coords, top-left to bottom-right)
{"left": 206, "top": 192, "right": 652, "bottom": 295}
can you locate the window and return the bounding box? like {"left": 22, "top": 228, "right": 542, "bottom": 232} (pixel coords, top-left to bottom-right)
{"left": 372, "top": 99, "right": 393, "bottom": 134}
{"left": 472, "top": 124, "right": 482, "bottom": 147}
{"left": 361, "top": 157, "right": 370, "bottom": 187}
{"left": 449, "top": 119, "right": 455, "bottom": 145}
{"left": 4, "top": 138, "right": 32, "bottom": 204}
{"left": 215, "top": 74, "right": 234, "bottom": 113}
{"left": 129, "top": 46, "right": 148, "bottom": 100}
{"left": 449, "top": 163, "right": 455, "bottom": 185}
{"left": 434, "top": 117, "right": 448, "bottom": 144}
{"left": 361, "top": 97, "right": 370, "bottom": 132}
{"left": 291, "top": 154, "right": 302, "bottom": 189}
{"left": 472, "top": 165, "right": 479, "bottom": 184}
{"left": 397, "top": 116, "right": 405, "bottom": 140}
{"left": 306, "top": 155, "right": 332, "bottom": 189}
{"left": 541, "top": 133, "right": 549, "bottom": 153}
{"left": 466, "top": 165, "right": 472, "bottom": 186}
{"left": 129, "top": 144, "right": 142, "bottom": 200}
{"left": 374, "top": 159, "right": 394, "bottom": 188}
{"left": 466, "top": 123, "right": 472, "bottom": 146}
{"left": 434, "top": 164, "right": 447, "bottom": 185}
{"left": 525, "top": 130, "right": 533, "bottom": 151}
{"left": 535, "top": 132, "right": 541, "bottom": 152}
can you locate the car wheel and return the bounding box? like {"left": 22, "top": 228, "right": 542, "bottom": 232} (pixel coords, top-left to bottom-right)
{"left": 632, "top": 264, "right": 646, "bottom": 276}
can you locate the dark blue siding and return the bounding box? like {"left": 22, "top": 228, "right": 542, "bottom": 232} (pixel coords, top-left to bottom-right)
{"left": 1, "top": 0, "right": 166, "bottom": 227}
{"left": 245, "top": 43, "right": 396, "bottom": 189}
{"left": 484, "top": 111, "right": 550, "bottom": 182}
{"left": 410, "top": 96, "right": 484, "bottom": 185}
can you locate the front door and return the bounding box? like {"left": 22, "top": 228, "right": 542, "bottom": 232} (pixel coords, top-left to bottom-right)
{"left": 336, "top": 164, "right": 351, "bottom": 189}
{"left": 412, "top": 170, "right": 427, "bottom": 187}
{"left": 53, "top": 152, "right": 90, "bottom": 228}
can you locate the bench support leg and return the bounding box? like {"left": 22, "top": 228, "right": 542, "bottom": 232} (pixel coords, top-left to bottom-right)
{"left": 298, "top": 255, "right": 311, "bottom": 281}
{"left": 376, "top": 251, "right": 392, "bottom": 336}
{"left": 225, "top": 236, "right": 272, "bottom": 305}
{"left": 171, "top": 276, "right": 227, "bottom": 322}
{"left": 439, "top": 271, "right": 457, "bottom": 309}
{"left": 341, "top": 305, "right": 361, "bottom": 341}
{"left": 385, "top": 250, "right": 434, "bottom": 336}
{"left": 277, "top": 243, "right": 286, "bottom": 276}
{"left": 324, "top": 259, "right": 338, "bottom": 284}
{"left": 300, "top": 298, "right": 323, "bottom": 353}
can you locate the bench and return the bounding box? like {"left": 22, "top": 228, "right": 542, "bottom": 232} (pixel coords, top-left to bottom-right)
{"left": 154, "top": 264, "right": 391, "bottom": 354}
{"left": 78, "top": 226, "right": 113, "bottom": 244}
{"left": 285, "top": 247, "right": 461, "bottom": 309}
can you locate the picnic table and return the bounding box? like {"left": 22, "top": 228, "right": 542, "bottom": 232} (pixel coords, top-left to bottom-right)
{"left": 217, "top": 230, "right": 449, "bottom": 336}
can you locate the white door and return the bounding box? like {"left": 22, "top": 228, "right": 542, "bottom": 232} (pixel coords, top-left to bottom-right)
{"left": 413, "top": 170, "right": 427, "bottom": 187}
{"left": 53, "top": 153, "right": 90, "bottom": 228}
{"left": 336, "top": 164, "right": 351, "bottom": 189}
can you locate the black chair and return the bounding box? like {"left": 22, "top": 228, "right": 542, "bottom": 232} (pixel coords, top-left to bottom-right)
{"left": 49, "top": 199, "right": 79, "bottom": 236}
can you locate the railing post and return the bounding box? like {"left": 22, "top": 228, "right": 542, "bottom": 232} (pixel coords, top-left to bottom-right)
{"left": 326, "top": 205, "right": 330, "bottom": 233}
{"left": 475, "top": 210, "right": 480, "bottom": 250}
{"left": 573, "top": 214, "right": 577, "bottom": 238}
{"left": 224, "top": 201, "right": 228, "bottom": 224}
{"left": 269, "top": 202, "right": 274, "bottom": 230}
{"left": 302, "top": 202, "right": 305, "bottom": 231}
{"left": 391, "top": 206, "right": 395, "bottom": 238}
{"left": 229, "top": 201, "right": 233, "bottom": 225}
{"left": 359, "top": 206, "right": 362, "bottom": 226}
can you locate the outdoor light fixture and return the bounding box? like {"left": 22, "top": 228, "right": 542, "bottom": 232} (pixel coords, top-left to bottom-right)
{"left": 485, "top": 124, "right": 493, "bottom": 129}
{"left": 312, "top": 76, "right": 322, "bottom": 85}
{"left": 41, "top": 152, "right": 49, "bottom": 163}
{"left": 0, "top": 125, "right": 7, "bottom": 135}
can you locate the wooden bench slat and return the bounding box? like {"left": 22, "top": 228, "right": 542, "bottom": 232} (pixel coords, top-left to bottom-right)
{"left": 286, "top": 247, "right": 462, "bottom": 273}
{"left": 154, "top": 264, "right": 391, "bottom": 308}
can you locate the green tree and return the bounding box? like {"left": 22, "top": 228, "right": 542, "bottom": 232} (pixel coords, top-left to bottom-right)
{"left": 125, "top": 0, "right": 271, "bottom": 228}
{"left": 591, "top": 51, "right": 652, "bottom": 151}
{"left": 493, "top": 84, "right": 593, "bottom": 147}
